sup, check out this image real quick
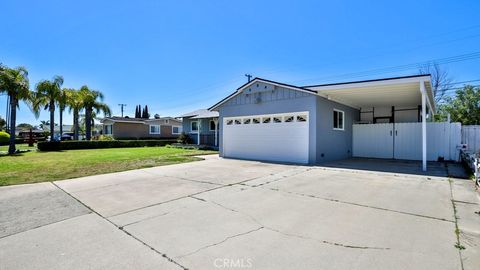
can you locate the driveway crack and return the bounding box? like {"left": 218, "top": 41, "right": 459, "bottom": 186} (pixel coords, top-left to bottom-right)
{"left": 50, "top": 182, "right": 189, "bottom": 270}
{"left": 201, "top": 198, "right": 390, "bottom": 252}
{"left": 177, "top": 227, "right": 264, "bottom": 258}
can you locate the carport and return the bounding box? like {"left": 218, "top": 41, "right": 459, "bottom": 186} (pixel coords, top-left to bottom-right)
{"left": 306, "top": 75, "right": 436, "bottom": 171}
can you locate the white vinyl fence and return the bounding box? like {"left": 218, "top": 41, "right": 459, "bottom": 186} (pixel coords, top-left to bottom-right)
{"left": 462, "top": 125, "right": 480, "bottom": 153}
{"left": 353, "top": 122, "right": 461, "bottom": 161}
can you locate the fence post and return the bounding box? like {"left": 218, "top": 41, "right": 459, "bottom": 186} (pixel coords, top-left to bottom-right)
{"left": 475, "top": 154, "right": 480, "bottom": 187}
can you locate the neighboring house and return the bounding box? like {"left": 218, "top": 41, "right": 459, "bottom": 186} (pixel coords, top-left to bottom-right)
{"left": 209, "top": 75, "right": 442, "bottom": 171}
{"left": 180, "top": 109, "right": 219, "bottom": 146}
{"left": 54, "top": 124, "right": 74, "bottom": 136}
{"left": 101, "top": 116, "right": 182, "bottom": 139}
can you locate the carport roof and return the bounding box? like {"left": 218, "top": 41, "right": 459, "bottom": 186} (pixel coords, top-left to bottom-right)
{"left": 305, "top": 74, "right": 435, "bottom": 112}
{"left": 209, "top": 74, "right": 435, "bottom": 113}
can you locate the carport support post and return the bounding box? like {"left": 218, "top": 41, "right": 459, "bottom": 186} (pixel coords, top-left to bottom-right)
{"left": 214, "top": 118, "right": 218, "bottom": 146}
{"left": 197, "top": 120, "right": 201, "bottom": 145}
{"left": 421, "top": 82, "right": 427, "bottom": 171}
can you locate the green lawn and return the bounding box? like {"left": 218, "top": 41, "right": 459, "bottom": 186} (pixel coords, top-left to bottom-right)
{"left": 0, "top": 145, "right": 217, "bottom": 186}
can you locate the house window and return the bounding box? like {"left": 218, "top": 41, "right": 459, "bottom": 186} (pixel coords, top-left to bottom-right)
{"left": 333, "top": 109, "right": 344, "bottom": 130}
{"left": 172, "top": 126, "right": 180, "bottom": 134}
{"left": 150, "top": 125, "right": 161, "bottom": 134}
{"left": 297, "top": 115, "right": 308, "bottom": 122}
{"left": 284, "top": 116, "right": 294, "bottom": 122}
{"left": 210, "top": 120, "right": 217, "bottom": 131}
{"left": 104, "top": 124, "right": 113, "bottom": 135}
{"left": 191, "top": 121, "right": 198, "bottom": 132}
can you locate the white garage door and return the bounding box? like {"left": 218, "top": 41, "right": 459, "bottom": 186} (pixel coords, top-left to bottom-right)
{"left": 223, "top": 112, "right": 309, "bottom": 164}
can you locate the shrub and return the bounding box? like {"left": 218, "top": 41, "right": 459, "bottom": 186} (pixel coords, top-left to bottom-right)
{"left": 37, "top": 139, "right": 177, "bottom": 151}
{"left": 177, "top": 132, "right": 192, "bottom": 144}
{"left": 98, "top": 135, "right": 115, "bottom": 141}
{"left": 0, "top": 131, "right": 9, "bottom": 144}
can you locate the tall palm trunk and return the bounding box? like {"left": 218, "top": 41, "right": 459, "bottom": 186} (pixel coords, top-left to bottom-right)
{"left": 85, "top": 107, "right": 92, "bottom": 140}
{"left": 59, "top": 107, "right": 63, "bottom": 141}
{"left": 73, "top": 108, "right": 79, "bottom": 140}
{"left": 49, "top": 100, "right": 55, "bottom": 141}
{"left": 8, "top": 95, "right": 17, "bottom": 154}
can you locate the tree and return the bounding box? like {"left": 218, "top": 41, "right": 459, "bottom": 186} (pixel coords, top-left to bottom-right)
{"left": 79, "top": 86, "right": 111, "bottom": 140}
{"left": 65, "top": 88, "right": 83, "bottom": 140}
{"left": 135, "top": 104, "right": 141, "bottom": 118}
{"left": 419, "top": 63, "right": 453, "bottom": 103}
{"left": 143, "top": 105, "right": 149, "bottom": 119}
{"left": 16, "top": 123, "right": 33, "bottom": 130}
{"left": 57, "top": 88, "right": 69, "bottom": 140}
{"left": 0, "top": 66, "right": 31, "bottom": 154}
{"left": 439, "top": 85, "right": 480, "bottom": 125}
{"left": 39, "top": 120, "right": 50, "bottom": 131}
{"left": 0, "top": 115, "right": 5, "bottom": 130}
{"left": 33, "top": 75, "right": 64, "bottom": 141}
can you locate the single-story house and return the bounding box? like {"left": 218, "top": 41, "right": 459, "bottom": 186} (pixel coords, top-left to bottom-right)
{"left": 180, "top": 109, "right": 219, "bottom": 146}
{"left": 209, "top": 75, "right": 444, "bottom": 171}
{"left": 101, "top": 116, "right": 182, "bottom": 139}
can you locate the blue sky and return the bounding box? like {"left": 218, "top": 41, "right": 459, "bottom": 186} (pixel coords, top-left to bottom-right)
{"left": 1, "top": 0, "right": 480, "bottom": 125}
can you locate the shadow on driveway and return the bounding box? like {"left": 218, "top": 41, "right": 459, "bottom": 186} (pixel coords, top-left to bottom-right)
{"left": 321, "top": 158, "right": 450, "bottom": 177}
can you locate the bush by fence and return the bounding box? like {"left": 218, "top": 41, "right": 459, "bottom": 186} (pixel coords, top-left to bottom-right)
{"left": 37, "top": 139, "right": 177, "bottom": 151}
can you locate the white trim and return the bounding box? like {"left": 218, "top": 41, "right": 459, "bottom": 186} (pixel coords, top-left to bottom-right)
{"left": 149, "top": 125, "right": 161, "bottom": 135}
{"left": 102, "top": 119, "right": 144, "bottom": 124}
{"left": 307, "top": 75, "right": 432, "bottom": 91}
{"left": 421, "top": 82, "right": 427, "bottom": 171}
{"left": 172, "top": 126, "right": 180, "bottom": 135}
{"left": 104, "top": 124, "right": 113, "bottom": 135}
{"left": 333, "top": 109, "right": 345, "bottom": 131}
{"left": 190, "top": 121, "right": 199, "bottom": 134}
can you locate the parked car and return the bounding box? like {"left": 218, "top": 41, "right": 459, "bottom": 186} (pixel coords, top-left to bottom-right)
{"left": 61, "top": 132, "right": 74, "bottom": 141}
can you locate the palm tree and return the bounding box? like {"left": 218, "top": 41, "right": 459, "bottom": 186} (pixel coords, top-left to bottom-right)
{"left": 57, "top": 88, "right": 69, "bottom": 140}
{"left": 33, "top": 75, "right": 64, "bottom": 140}
{"left": 79, "top": 86, "right": 111, "bottom": 140}
{"left": 65, "top": 88, "right": 83, "bottom": 140}
{"left": 0, "top": 66, "right": 30, "bottom": 154}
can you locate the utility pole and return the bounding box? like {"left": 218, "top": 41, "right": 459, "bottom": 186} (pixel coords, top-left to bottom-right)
{"left": 118, "top": 104, "right": 127, "bottom": 117}
{"left": 245, "top": 74, "right": 253, "bottom": 82}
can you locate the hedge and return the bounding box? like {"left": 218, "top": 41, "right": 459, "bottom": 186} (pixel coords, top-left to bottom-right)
{"left": 0, "top": 137, "right": 25, "bottom": 146}
{"left": 0, "top": 131, "right": 9, "bottom": 144}
{"left": 37, "top": 140, "right": 177, "bottom": 151}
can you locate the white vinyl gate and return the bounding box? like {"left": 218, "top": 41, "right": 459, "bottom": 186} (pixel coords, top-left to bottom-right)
{"left": 353, "top": 122, "right": 461, "bottom": 161}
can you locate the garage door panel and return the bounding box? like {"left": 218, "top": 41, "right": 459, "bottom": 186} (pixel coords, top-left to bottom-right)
{"left": 223, "top": 113, "right": 309, "bottom": 164}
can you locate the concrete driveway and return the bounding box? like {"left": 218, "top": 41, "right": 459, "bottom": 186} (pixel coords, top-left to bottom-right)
{"left": 1, "top": 156, "right": 479, "bottom": 270}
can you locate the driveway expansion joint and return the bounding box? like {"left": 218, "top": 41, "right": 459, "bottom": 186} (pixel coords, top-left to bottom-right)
{"left": 449, "top": 179, "right": 466, "bottom": 270}
{"left": 50, "top": 182, "right": 189, "bottom": 270}
{"left": 266, "top": 187, "right": 455, "bottom": 223}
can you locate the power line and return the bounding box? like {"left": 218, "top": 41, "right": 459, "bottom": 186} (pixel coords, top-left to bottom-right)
{"left": 295, "top": 51, "right": 480, "bottom": 85}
